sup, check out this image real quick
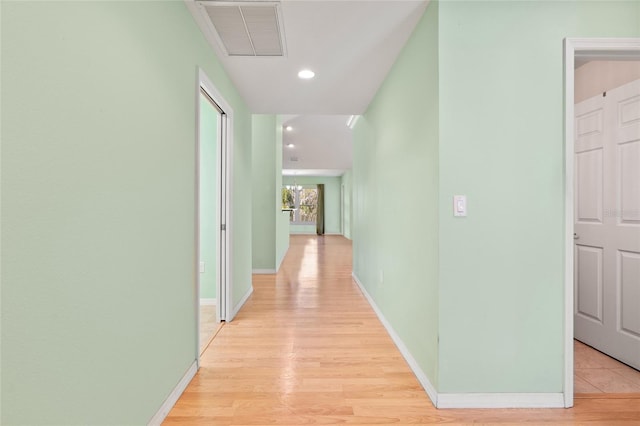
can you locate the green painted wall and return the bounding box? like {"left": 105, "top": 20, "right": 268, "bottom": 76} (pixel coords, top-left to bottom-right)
{"left": 353, "top": 0, "right": 640, "bottom": 397}
{"left": 276, "top": 211, "right": 291, "bottom": 266}
{"left": 199, "top": 93, "right": 218, "bottom": 299}
{"left": 251, "top": 115, "right": 277, "bottom": 270}
{"left": 1, "top": 1, "right": 252, "bottom": 424}
{"left": 340, "top": 170, "right": 353, "bottom": 240}
{"left": 251, "top": 115, "right": 288, "bottom": 271}
{"left": 352, "top": 1, "right": 440, "bottom": 387}
{"left": 436, "top": 0, "right": 640, "bottom": 393}
{"left": 282, "top": 176, "right": 343, "bottom": 235}
{"left": 274, "top": 118, "right": 289, "bottom": 268}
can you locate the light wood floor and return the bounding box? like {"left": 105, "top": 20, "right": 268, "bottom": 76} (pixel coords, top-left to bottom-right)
{"left": 166, "top": 235, "right": 640, "bottom": 424}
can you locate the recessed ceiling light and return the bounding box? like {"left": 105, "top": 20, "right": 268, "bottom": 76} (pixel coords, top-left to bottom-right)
{"left": 287, "top": 143, "right": 295, "bottom": 148}
{"left": 298, "top": 69, "right": 315, "bottom": 79}
{"left": 285, "top": 126, "right": 293, "bottom": 131}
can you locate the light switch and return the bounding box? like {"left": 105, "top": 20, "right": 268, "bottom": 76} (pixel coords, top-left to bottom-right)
{"left": 199, "top": 261, "right": 205, "bottom": 273}
{"left": 453, "top": 195, "right": 467, "bottom": 217}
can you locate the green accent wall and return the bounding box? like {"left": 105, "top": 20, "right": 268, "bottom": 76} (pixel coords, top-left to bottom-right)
{"left": 341, "top": 170, "right": 353, "bottom": 240}
{"left": 352, "top": 0, "right": 440, "bottom": 387}
{"left": 252, "top": 115, "right": 277, "bottom": 270}
{"left": 437, "top": 0, "right": 640, "bottom": 393}
{"left": 274, "top": 118, "right": 289, "bottom": 268}
{"left": 282, "top": 176, "right": 343, "bottom": 235}
{"left": 353, "top": 0, "right": 640, "bottom": 397}
{"left": 199, "top": 93, "right": 218, "bottom": 299}
{"left": 1, "top": 1, "right": 252, "bottom": 424}
{"left": 251, "top": 115, "right": 288, "bottom": 271}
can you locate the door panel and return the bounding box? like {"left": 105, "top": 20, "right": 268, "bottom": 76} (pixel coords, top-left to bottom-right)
{"left": 576, "top": 107, "right": 604, "bottom": 151}
{"left": 620, "top": 250, "right": 640, "bottom": 339}
{"left": 576, "top": 150, "right": 604, "bottom": 223}
{"left": 620, "top": 141, "right": 640, "bottom": 224}
{"left": 575, "top": 94, "right": 607, "bottom": 344}
{"left": 576, "top": 245, "right": 604, "bottom": 323}
{"left": 575, "top": 79, "right": 640, "bottom": 371}
{"left": 619, "top": 95, "right": 640, "bottom": 126}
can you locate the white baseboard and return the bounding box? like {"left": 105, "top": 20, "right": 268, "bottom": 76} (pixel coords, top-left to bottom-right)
{"left": 289, "top": 232, "right": 343, "bottom": 236}
{"left": 351, "top": 273, "right": 565, "bottom": 409}
{"left": 253, "top": 253, "right": 287, "bottom": 274}
{"left": 199, "top": 298, "right": 216, "bottom": 306}
{"left": 229, "top": 285, "right": 253, "bottom": 321}
{"left": 352, "top": 273, "right": 438, "bottom": 406}
{"left": 252, "top": 269, "right": 276, "bottom": 274}
{"left": 275, "top": 249, "right": 287, "bottom": 272}
{"left": 147, "top": 360, "right": 197, "bottom": 425}
{"left": 437, "top": 392, "right": 565, "bottom": 409}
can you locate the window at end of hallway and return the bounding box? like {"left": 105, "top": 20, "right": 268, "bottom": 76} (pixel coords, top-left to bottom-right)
{"left": 282, "top": 186, "right": 317, "bottom": 224}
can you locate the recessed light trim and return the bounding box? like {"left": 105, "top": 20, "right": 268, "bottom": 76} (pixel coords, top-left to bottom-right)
{"left": 298, "top": 69, "right": 315, "bottom": 79}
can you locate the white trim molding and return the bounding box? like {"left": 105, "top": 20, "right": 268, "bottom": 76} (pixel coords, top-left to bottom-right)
{"left": 275, "top": 251, "right": 286, "bottom": 273}
{"left": 437, "top": 393, "right": 564, "bottom": 409}
{"left": 252, "top": 269, "right": 276, "bottom": 274}
{"left": 196, "top": 67, "right": 234, "bottom": 323}
{"left": 352, "top": 273, "right": 438, "bottom": 406}
{"left": 199, "top": 298, "right": 216, "bottom": 306}
{"left": 563, "top": 37, "right": 640, "bottom": 409}
{"left": 147, "top": 361, "right": 197, "bottom": 425}
{"left": 353, "top": 272, "right": 568, "bottom": 409}
{"left": 229, "top": 285, "right": 253, "bottom": 321}
{"left": 287, "top": 232, "right": 344, "bottom": 236}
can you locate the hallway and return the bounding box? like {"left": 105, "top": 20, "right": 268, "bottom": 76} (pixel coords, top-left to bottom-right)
{"left": 165, "top": 236, "right": 640, "bottom": 424}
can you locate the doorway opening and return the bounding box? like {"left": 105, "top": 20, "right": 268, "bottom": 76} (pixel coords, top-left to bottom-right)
{"left": 196, "top": 69, "right": 233, "bottom": 364}
{"left": 564, "top": 38, "right": 640, "bottom": 407}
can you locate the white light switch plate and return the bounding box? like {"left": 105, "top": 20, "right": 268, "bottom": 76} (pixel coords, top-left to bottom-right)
{"left": 453, "top": 195, "right": 467, "bottom": 217}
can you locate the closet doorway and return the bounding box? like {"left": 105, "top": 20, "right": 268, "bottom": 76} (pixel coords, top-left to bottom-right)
{"left": 196, "top": 69, "right": 233, "bottom": 362}
{"left": 565, "top": 38, "right": 640, "bottom": 406}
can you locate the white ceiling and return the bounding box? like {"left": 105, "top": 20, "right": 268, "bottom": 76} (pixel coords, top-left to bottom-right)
{"left": 281, "top": 114, "right": 353, "bottom": 175}
{"left": 186, "top": 0, "right": 428, "bottom": 175}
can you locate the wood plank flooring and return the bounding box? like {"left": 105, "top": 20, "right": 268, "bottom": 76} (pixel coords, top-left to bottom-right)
{"left": 165, "top": 235, "right": 640, "bottom": 425}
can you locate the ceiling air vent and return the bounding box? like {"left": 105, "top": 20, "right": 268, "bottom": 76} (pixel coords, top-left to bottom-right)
{"left": 198, "top": 1, "right": 286, "bottom": 57}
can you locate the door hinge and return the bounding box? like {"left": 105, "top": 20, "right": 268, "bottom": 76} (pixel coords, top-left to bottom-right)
{"left": 221, "top": 224, "right": 226, "bottom": 231}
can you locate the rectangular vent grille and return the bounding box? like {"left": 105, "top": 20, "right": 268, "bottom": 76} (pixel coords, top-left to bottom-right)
{"left": 199, "top": 2, "right": 285, "bottom": 57}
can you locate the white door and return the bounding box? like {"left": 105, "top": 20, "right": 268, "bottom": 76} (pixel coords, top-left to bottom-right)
{"left": 574, "top": 79, "right": 640, "bottom": 370}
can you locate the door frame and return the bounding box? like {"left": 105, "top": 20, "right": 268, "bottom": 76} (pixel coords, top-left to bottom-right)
{"left": 195, "top": 68, "right": 234, "bottom": 366}
{"left": 563, "top": 37, "right": 640, "bottom": 408}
